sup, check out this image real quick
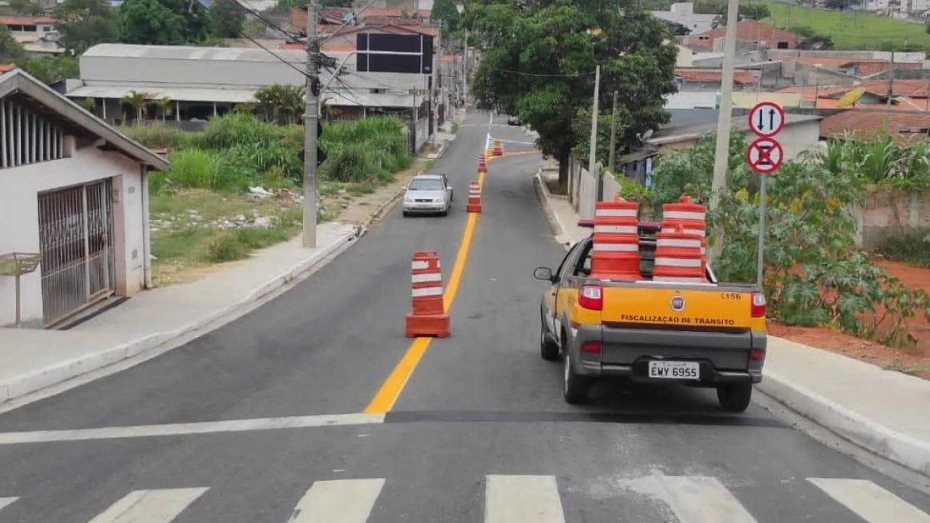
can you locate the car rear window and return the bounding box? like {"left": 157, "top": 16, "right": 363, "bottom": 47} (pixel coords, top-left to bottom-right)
{"left": 408, "top": 179, "right": 444, "bottom": 191}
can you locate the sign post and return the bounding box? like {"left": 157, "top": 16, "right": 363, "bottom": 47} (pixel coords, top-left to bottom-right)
{"left": 747, "top": 102, "right": 785, "bottom": 288}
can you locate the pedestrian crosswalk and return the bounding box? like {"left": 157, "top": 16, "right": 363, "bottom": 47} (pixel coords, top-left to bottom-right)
{"left": 1, "top": 474, "right": 928, "bottom": 522}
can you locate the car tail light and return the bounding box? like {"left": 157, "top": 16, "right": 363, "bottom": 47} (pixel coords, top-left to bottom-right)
{"left": 578, "top": 285, "right": 603, "bottom": 311}
{"left": 749, "top": 349, "right": 765, "bottom": 362}
{"left": 581, "top": 341, "right": 601, "bottom": 354}
{"left": 751, "top": 292, "right": 766, "bottom": 318}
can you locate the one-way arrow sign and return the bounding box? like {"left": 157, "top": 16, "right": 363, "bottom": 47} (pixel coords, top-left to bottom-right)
{"left": 748, "top": 101, "right": 785, "bottom": 138}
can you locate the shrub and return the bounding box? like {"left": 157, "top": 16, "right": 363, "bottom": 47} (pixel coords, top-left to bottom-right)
{"left": 152, "top": 149, "right": 250, "bottom": 193}
{"left": 649, "top": 134, "right": 930, "bottom": 346}
{"left": 877, "top": 229, "right": 930, "bottom": 268}
{"left": 320, "top": 116, "right": 411, "bottom": 182}
{"left": 120, "top": 125, "right": 197, "bottom": 150}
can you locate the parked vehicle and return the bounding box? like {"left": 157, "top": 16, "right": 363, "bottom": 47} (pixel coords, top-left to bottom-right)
{"left": 402, "top": 174, "right": 453, "bottom": 217}
{"left": 534, "top": 230, "right": 767, "bottom": 412}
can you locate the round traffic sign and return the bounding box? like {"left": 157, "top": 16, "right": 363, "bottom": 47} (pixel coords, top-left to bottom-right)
{"left": 748, "top": 102, "right": 785, "bottom": 138}
{"left": 746, "top": 137, "right": 784, "bottom": 174}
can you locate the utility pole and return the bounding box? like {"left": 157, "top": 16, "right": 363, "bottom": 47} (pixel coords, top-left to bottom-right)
{"left": 462, "top": 30, "right": 468, "bottom": 106}
{"left": 608, "top": 90, "right": 618, "bottom": 174}
{"left": 887, "top": 48, "right": 895, "bottom": 110}
{"left": 588, "top": 64, "right": 601, "bottom": 187}
{"left": 708, "top": 0, "right": 740, "bottom": 261}
{"left": 302, "top": 0, "right": 320, "bottom": 248}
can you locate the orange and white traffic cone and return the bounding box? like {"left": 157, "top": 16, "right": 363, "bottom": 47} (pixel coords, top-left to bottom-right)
{"left": 405, "top": 251, "right": 450, "bottom": 338}
{"left": 466, "top": 181, "right": 482, "bottom": 213}
{"left": 478, "top": 153, "right": 487, "bottom": 174}
{"left": 492, "top": 139, "right": 503, "bottom": 156}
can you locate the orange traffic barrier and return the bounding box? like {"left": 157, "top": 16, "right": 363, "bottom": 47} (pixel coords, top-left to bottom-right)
{"left": 466, "top": 180, "right": 482, "bottom": 213}
{"left": 660, "top": 195, "right": 707, "bottom": 238}
{"left": 478, "top": 153, "right": 487, "bottom": 174}
{"left": 590, "top": 195, "right": 641, "bottom": 280}
{"left": 653, "top": 224, "right": 707, "bottom": 283}
{"left": 405, "top": 251, "right": 450, "bottom": 338}
{"left": 492, "top": 139, "right": 503, "bottom": 156}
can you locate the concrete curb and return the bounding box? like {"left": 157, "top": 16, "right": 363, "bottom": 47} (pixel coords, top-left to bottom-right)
{"left": 533, "top": 169, "right": 572, "bottom": 252}
{"left": 758, "top": 370, "right": 930, "bottom": 477}
{"left": 0, "top": 227, "right": 359, "bottom": 404}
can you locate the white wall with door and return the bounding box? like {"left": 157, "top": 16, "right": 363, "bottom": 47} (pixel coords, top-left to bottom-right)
{"left": 0, "top": 147, "right": 146, "bottom": 327}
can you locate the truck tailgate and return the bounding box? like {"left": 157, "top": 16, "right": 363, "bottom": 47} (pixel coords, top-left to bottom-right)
{"left": 601, "top": 285, "right": 754, "bottom": 330}
{"left": 598, "top": 285, "right": 758, "bottom": 370}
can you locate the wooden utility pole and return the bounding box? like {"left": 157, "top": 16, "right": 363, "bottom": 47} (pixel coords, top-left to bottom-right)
{"left": 302, "top": 0, "right": 320, "bottom": 248}
{"left": 608, "top": 90, "right": 618, "bottom": 174}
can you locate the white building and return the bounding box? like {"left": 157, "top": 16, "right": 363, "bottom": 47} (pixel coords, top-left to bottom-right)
{"left": 66, "top": 41, "right": 443, "bottom": 151}
{"left": 0, "top": 69, "right": 168, "bottom": 328}
{"left": 0, "top": 16, "right": 64, "bottom": 55}
{"left": 651, "top": 3, "right": 718, "bottom": 35}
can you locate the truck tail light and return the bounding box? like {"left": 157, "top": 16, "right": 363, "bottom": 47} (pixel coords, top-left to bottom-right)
{"left": 581, "top": 341, "right": 602, "bottom": 354}
{"left": 578, "top": 285, "right": 603, "bottom": 311}
{"left": 749, "top": 348, "right": 765, "bottom": 362}
{"left": 751, "top": 292, "right": 766, "bottom": 318}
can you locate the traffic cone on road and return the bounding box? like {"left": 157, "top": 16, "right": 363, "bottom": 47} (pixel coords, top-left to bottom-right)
{"left": 478, "top": 153, "right": 487, "bottom": 174}
{"left": 405, "top": 251, "right": 450, "bottom": 338}
{"left": 493, "top": 139, "right": 503, "bottom": 157}
{"left": 466, "top": 181, "right": 482, "bottom": 213}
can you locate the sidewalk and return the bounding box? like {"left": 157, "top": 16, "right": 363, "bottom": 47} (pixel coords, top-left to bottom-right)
{"left": 535, "top": 168, "right": 930, "bottom": 478}
{"left": 0, "top": 222, "right": 359, "bottom": 404}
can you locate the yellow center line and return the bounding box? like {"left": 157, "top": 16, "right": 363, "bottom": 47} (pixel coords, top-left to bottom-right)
{"left": 362, "top": 149, "right": 533, "bottom": 414}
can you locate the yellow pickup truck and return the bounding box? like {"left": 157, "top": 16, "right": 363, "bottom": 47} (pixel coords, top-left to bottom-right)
{"left": 534, "top": 232, "right": 767, "bottom": 412}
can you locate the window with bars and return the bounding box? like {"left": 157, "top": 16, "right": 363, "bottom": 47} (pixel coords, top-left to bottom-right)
{"left": 0, "top": 98, "right": 64, "bottom": 169}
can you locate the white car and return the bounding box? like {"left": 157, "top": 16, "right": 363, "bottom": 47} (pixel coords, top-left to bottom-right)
{"left": 402, "top": 174, "right": 453, "bottom": 216}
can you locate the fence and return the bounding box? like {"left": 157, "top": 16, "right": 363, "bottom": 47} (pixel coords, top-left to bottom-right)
{"left": 853, "top": 186, "right": 930, "bottom": 248}
{"left": 569, "top": 157, "right": 633, "bottom": 222}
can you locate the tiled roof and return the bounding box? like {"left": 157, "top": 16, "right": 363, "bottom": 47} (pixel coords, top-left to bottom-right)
{"left": 0, "top": 64, "right": 16, "bottom": 73}
{"left": 362, "top": 7, "right": 431, "bottom": 18}
{"left": 0, "top": 15, "right": 57, "bottom": 25}
{"left": 821, "top": 110, "right": 930, "bottom": 143}
{"left": 688, "top": 20, "right": 800, "bottom": 51}
{"left": 675, "top": 68, "right": 754, "bottom": 85}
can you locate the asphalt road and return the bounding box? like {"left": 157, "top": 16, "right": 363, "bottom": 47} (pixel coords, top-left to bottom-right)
{"left": 0, "top": 112, "right": 929, "bottom": 522}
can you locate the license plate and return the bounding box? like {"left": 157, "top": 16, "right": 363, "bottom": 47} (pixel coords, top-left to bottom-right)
{"left": 648, "top": 361, "right": 700, "bottom": 380}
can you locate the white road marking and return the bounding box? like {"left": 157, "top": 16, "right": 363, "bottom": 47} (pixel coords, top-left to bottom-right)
{"left": 485, "top": 475, "right": 566, "bottom": 523}
{"left": 0, "top": 413, "right": 384, "bottom": 445}
{"left": 0, "top": 498, "right": 17, "bottom": 511}
{"left": 654, "top": 476, "right": 758, "bottom": 523}
{"left": 809, "top": 478, "right": 930, "bottom": 523}
{"left": 87, "top": 488, "right": 208, "bottom": 523}
{"left": 287, "top": 478, "right": 385, "bottom": 523}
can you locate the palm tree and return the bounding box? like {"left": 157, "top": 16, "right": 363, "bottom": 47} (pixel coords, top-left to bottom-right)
{"left": 155, "top": 96, "right": 173, "bottom": 122}
{"left": 121, "top": 90, "right": 154, "bottom": 125}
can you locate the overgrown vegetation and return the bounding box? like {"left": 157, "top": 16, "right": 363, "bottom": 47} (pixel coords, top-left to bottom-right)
{"left": 825, "top": 133, "right": 930, "bottom": 188}
{"left": 130, "top": 113, "right": 412, "bottom": 283}
{"left": 644, "top": 133, "right": 930, "bottom": 347}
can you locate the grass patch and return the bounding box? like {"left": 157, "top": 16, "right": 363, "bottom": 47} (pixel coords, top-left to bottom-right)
{"left": 760, "top": 1, "right": 930, "bottom": 51}
{"left": 320, "top": 116, "right": 412, "bottom": 183}
{"left": 876, "top": 228, "right": 930, "bottom": 267}
{"left": 423, "top": 159, "right": 437, "bottom": 172}
{"left": 347, "top": 180, "right": 377, "bottom": 197}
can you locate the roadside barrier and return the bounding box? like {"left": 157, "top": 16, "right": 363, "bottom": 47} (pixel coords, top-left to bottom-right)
{"left": 492, "top": 139, "right": 503, "bottom": 157}
{"left": 653, "top": 224, "right": 707, "bottom": 283}
{"left": 661, "top": 196, "right": 707, "bottom": 238}
{"left": 466, "top": 181, "right": 482, "bottom": 213}
{"left": 590, "top": 195, "right": 641, "bottom": 280}
{"left": 405, "top": 251, "right": 450, "bottom": 338}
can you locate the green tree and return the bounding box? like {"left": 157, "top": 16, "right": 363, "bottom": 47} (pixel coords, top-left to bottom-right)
{"left": 55, "top": 0, "right": 120, "bottom": 53}
{"left": 432, "top": 0, "right": 461, "bottom": 33}
{"left": 122, "top": 90, "right": 154, "bottom": 123}
{"left": 0, "top": 24, "right": 26, "bottom": 64}
{"left": 465, "top": 0, "right": 677, "bottom": 188}
{"left": 119, "top": 0, "right": 185, "bottom": 44}
{"left": 9, "top": 0, "right": 45, "bottom": 15}
{"left": 210, "top": 0, "right": 244, "bottom": 38}
{"left": 22, "top": 55, "right": 80, "bottom": 84}
{"left": 155, "top": 95, "right": 173, "bottom": 121}
{"left": 118, "top": 0, "right": 212, "bottom": 44}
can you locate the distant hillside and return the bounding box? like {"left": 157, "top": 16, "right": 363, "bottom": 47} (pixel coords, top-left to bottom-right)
{"left": 759, "top": 0, "right": 930, "bottom": 51}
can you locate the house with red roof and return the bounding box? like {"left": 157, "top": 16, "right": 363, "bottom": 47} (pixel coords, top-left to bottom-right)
{"left": 683, "top": 20, "right": 801, "bottom": 52}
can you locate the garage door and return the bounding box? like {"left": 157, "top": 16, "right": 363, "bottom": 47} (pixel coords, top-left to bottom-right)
{"left": 37, "top": 179, "right": 115, "bottom": 326}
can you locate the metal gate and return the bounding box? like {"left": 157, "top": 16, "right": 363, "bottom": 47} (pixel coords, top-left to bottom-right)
{"left": 37, "top": 180, "right": 115, "bottom": 326}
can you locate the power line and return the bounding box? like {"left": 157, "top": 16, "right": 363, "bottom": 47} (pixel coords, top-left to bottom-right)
{"left": 229, "top": 0, "right": 300, "bottom": 40}
{"left": 235, "top": 29, "right": 310, "bottom": 80}
{"left": 318, "top": 0, "right": 388, "bottom": 45}
{"left": 481, "top": 66, "right": 598, "bottom": 77}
